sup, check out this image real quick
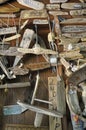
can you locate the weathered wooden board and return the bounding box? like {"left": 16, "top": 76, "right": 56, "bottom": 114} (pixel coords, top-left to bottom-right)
{"left": 50, "top": 0, "right": 68, "bottom": 3}
{"left": 70, "top": 9, "right": 86, "bottom": 16}
{"left": 60, "top": 18, "right": 86, "bottom": 24}
{"left": 20, "top": 10, "right": 48, "bottom": 19}
{"left": 61, "top": 25, "right": 86, "bottom": 33}
{"left": 0, "top": 7, "right": 20, "bottom": 13}
{"left": 33, "top": 19, "right": 48, "bottom": 25}
{"left": 62, "top": 32, "right": 86, "bottom": 38}
{"left": 17, "top": 0, "right": 44, "bottom": 10}
{"left": 46, "top": 4, "right": 60, "bottom": 10}
{"left": 49, "top": 11, "right": 68, "bottom": 16}
{"left": 0, "top": 27, "right": 17, "bottom": 35}
{"left": 61, "top": 3, "right": 86, "bottom": 9}
{"left": 3, "top": 34, "right": 21, "bottom": 42}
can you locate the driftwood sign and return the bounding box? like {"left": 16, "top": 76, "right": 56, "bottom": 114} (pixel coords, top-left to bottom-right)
{"left": 46, "top": 4, "right": 60, "bottom": 10}
{"left": 70, "top": 9, "right": 86, "bottom": 16}
{"left": 49, "top": 11, "right": 68, "bottom": 16}
{"left": 62, "top": 32, "right": 86, "bottom": 38}
{"left": 20, "top": 9, "right": 48, "bottom": 19}
{"left": 50, "top": 0, "right": 68, "bottom": 3}
{"left": 60, "top": 18, "right": 86, "bottom": 24}
{"left": 33, "top": 19, "right": 48, "bottom": 25}
{"left": 61, "top": 25, "right": 86, "bottom": 33}
{"left": 61, "top": 3, "right": 86, "bottom": 9}
{"left": 0, "top": 27, "right": 17, "bottom": 35}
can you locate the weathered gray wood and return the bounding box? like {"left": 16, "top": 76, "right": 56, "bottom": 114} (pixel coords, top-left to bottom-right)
{"left": 49, "top": 11, "right": 68, "bottom": 16}
{"left": 20, "top": 10, "right": 48, "bottom": 19}
{"left": 3, "top": 34, "right": 21, "bottom": 42}
{"left": 17, "top": 101, "right": 63, "bottom": 118}
{"left": 33, "top": 19, "right": 48, "bottom": 25}
{"left": 50, "top": 0, "right": 68, "bottom": 3}
{"left": 61, "top": 3, "right": 86, "bottom": 9}
{"left": 0, "top": 27, "right": 17, "bottom": 35}
{"left": 60, "top": 18, "right": 86, "bottom": 24}
{"left": 17, "top": 0, "right": 44, "bottom": 10}
{"left": 61, "top": 25, "right": 86, "bottom": 33}
{"left": 62, "top": 32, "right": 86, "bottom": 38}
{"left": 70, "top": 9, "right": 86, "bottom": 15}
{"left": 17, "top": 44, "right": 58, "bottom": 55}
{"left": 46, "top": 4, "right": 60, "bottom": 10}
{"left": 0, "top": 82, "right": 30, "bottom": 89}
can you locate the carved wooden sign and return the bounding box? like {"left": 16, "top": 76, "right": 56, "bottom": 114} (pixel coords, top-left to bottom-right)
{"left": 20, "top": 10, "right": 48, "bottom": 19}
{"left": 61, "top": 3, "right": 86, "bottom": 9}
{"left": 61, "top": 25, "right": 86, "bottom": 33}
{"left": 50, "top": 0, "right": 68, "bottom": 3}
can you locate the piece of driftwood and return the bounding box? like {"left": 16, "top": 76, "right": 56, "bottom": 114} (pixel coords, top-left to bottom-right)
{"left": 17, "top": 101, "right": 63, "bottom": 118}
{"left": 70, "top": 9, "right": 86, "bottom": 16}
{"left": 20, "top": 10, "right": 48, "bottom": 19}
{"left": 0, "top": 27, "right": 17, "bottom": 35}
{"left": 17, "top": 44, "right": 58, "bottom": 55}
{"left": 59, "top": 48, "right": 83, "bottom": 60}
{"left": 3, "top": 105, "right": 27, "bottom": 115}
{"left": 68, "top": 63, "right": 86, "bottom": 86}
{"left": 46, "top": 4, "right": 60, "bottom": 10}
{"left": 13, "top": 29, "right": 35, "bottom": 66}
{"left": 60, "top": 18, "right": 86, "bottom": 24}
{"left": 0, "top": 7, "right": 20, "bottom": 13}
{"left": 61, "top": 25, "right": 86, "bottom": 33}
{"left": 50, "top": 0, "right": 68, "bottom": 3}
{"left": 49, "top": 11, "right": 68, "bottom": 16}
{"left": 33, "top": 19, "right": 48, "bottom": 25}
{"left": 8, "top": 66, "right": 29, "bottom": 75}
{"left": 0, "top": 13, "right": 19, "bottom": 18}
{"left": 0, "top": 82, "right": 30, "bottom": 89}
{"left": 61, "top": 3, "right": 86, "bottom": 9}
{"left": 62, "top": 32, "right": 86, "bottom": 38}
{"left": 3, "top": 34, "right": 21, "bottom": 42}
{"left": 24, "top": 62, "right": 53, "bottom": 71}
{"left": 0, "top": 47, "right": 23, "bottom": 56}
{"left": 17, "top": 0, "right": 44, "bottom": 10}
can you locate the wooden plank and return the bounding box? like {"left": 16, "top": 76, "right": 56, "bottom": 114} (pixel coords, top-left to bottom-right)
{"left": 46, "top": 4, "right": 60, "bottom": 10}
{"left": 50, "top": 0, "right": 68, "bottom": 3}
{"left": 61, "top": 3, "right": 86, "bottom": 9}
{"left": 0, "top": 27, "right": 17, "bottom": 35}
{"left": 49, "top": 11, "right": 68, "bottom": 16}
{"left": 20, "top": 10, "right": 48, "bottom": 19}
{"left": 60, "top": 18, "right": 86, "bottom": 24}
{"left": 62, "top": 32, "right": 86, "bottom": 38}
{"left": 70, "top": 9, "right": 86, "bottom": 16}
{"left": 61, "top": 25, "right": 86, "bottom": 33}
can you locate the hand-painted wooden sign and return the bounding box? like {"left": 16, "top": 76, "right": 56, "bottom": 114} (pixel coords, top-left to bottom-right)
{"left": 17, "top": 0, "right": 44, "bottom": 10}
{"left": 33, "top": 19, "right": 48, "bottom": 25}
{"left": 61, "top": 3, "right": 86, "bottom": 9}
{"left": 46, "top": 4, "right": 60, "bottom": 10}
{"left": 61, "top": 25, "right": 86, "bottom": 33}
{"left": 49, "top": 11, "right": 68, "bottom": 16}
{"left": 60, "top": 18, "right": 86, "bottom": 24}
{"left": 0, "top": 27, "right": 17, "bottom": 35}
{"left": 20, "top": 9, "right": 48, "bottom": 19}
{"left": 70, "top": 9, "right": 86, "bottom": 16}
{"left": 50, "top": 0, "right": 68, "bottom": 3}
{"left": 62, "top": 32, "right": 86, "bottom": 38}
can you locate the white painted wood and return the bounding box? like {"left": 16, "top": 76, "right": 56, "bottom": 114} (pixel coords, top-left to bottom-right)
{"left": 0, "top": 27, "right": 17, "bottom": 35}
{"left": 49, "top": 11, "right": 68, "bottom": 15}
{"left": 17, "top": 0, "right": 44, "bottom": 10}
{"left": 46, "top": 4, "right": 60, "bottom": 10}
{"left": 62, "top": 32, "right": 86, "bottom": 38}
{"left": 70, "top": 9, "right": 86, "bottom": 15}
{"left": 50, "top": 0, "right": 68, "bottom": 3}
{"left": 33, "top": 19, "right": 48, "bottom": 25}
{"left": 61, "top": 3, "right": 86, "bottom": 9}
{"left": 3, "top": 34, "right": 21, "bottom": 42}
{"left": 20, "top": 9, "right": 48, "bottom": 19}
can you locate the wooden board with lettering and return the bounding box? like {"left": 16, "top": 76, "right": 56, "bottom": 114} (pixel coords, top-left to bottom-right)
{"left": 61, "top": 3, "right": 86, "bottom": 9}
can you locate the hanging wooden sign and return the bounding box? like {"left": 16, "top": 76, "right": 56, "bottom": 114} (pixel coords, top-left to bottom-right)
{"left": 61, "top": 25, "right": 86, "bottom": 33}
{"left": 60, "top": 18, "right": 86, "bottom": 24}
{"left": 20, "top": 9, "right": 48, "bottom": 19}
{"left": 61, "top": 3, "right": 86, "bottom": 9}
{"left": 50, "top": 0, "right": 68, "bottom": 3}
{"left": 0, "top": 27, "right": 17, "bottom": 35}
{"left": 46, "top": 4, "right": 60, "bottom": 10}
{"left": 70, "top": 9, "right": 86, "bottom": 16}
